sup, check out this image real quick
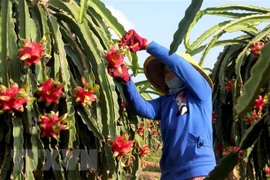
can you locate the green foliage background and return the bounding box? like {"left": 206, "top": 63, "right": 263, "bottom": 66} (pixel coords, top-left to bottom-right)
{"left": 0, "top": 0, "right": 269, "bottom": 179}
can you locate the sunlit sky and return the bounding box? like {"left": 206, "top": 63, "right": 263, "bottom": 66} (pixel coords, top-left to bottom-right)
{"left": 103, "top": 0, "right": 270, "bottom": 81}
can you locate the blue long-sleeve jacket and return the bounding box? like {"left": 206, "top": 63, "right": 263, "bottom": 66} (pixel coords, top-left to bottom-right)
{"left": 122, "top": 41, "right": 216, "bottom": 179}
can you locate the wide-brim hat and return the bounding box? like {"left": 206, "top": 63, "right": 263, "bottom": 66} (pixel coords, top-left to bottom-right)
{"left": 143, "top": 53, "right": 213, "bottom": 94}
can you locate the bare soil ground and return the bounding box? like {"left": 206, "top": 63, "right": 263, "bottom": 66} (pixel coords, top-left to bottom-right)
{"left": 139, "top": 161, "right": 161, "bottom": 180}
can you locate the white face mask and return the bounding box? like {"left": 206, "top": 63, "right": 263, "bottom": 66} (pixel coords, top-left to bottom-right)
{"left": 165, "top": 76, "right": 184, "bottom": 93}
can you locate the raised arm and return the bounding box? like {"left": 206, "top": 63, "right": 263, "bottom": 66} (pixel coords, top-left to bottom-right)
{"left": 146, "top": 41, "right": 211, "bottom": 101}
{"left": 122, "top": 79, "right": 162, "bottom": 120}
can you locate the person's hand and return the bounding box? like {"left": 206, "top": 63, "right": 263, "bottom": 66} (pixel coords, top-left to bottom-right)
{"left": 107, "top": 64, "right": 130, "bottom": 83}
{"left": 119, "top": 29, "right": 148, "bottom": 52}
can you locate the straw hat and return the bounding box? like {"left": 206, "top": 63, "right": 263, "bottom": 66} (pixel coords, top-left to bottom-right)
{"left": 143, "top": 53, "right": 213, "bottom": 94}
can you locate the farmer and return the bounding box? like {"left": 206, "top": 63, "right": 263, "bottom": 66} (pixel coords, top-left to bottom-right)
{"left": 107, "top": 29, "right": 216, "bottom": 180}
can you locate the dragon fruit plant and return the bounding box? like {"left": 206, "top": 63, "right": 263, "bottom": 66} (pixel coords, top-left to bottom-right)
{"left": 0, "top": 0, "right": 151, "bottom": 179}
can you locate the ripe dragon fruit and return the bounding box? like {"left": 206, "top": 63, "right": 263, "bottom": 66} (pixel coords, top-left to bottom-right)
{"left": 36, "top": 78, "right": 64, "bottom": 106}
{"left": 39, "top": 111, "right": 70, "bottom": 140}
{"left": 151, "top": 129, "right": 158, "bottom": 135}
{"left": 74, "top": 79, "right": 99, "bottom": 106}
{"left": 18, "top": 40, "right": 45, "bottom": 66}
{"left": 141, "top": 160, "right": 148, "bottom": 169}
{"left": 265, "top": 165, "right": 270, "bottom": 178}
{"left": 0, "top": 83, "right": 28, "bottom": 113}
{"left": 251, "top": 41, "right": 265, "bottom": 57}
{"left": 138, "top": 145, "right": 150, "bottom": 157}
{"left": 254, "top": 95, "right": 264, "bottom": 111}
{"left": 105, "top": 45, "right": 129, "bottom": 74}
{"left": 111, "top": 135, "right": 133, "bottom": 158}
{"left": 105, "top": 47, "right": 125, "bottom": 67}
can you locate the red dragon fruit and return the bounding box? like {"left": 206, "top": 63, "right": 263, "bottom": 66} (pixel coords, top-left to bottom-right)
{"left": 212, "top": 112, "right": 217, "bottom": 124}
{"left": 0, "top": 83, "right": 28, "bottom": 113}
{"left": 18, "top": 40, "right": 45, "bottom": 66}
{"left": 138, "top": 145, "right": 150, "bottom": 157}
{"left": 105, "top": 45, "right": 128, "bottom": 74}
{"left": 74, "top": 87, "right": 96, "bottom": 106}
{"left": 74, "top": 78, "right": 99, "bottom": 106}
{"left": 111, "top": 135, "right": 133, "bottom": 158}
{"left": 137, "top": 124, "right": 144, "bottom": 136}
{"left": 254, "top": 95, "right": 264, "bottom": 111}
{"left": 105, "top": 47, "right": 125, "bottom": 67}
{"left": 265, "top": 165, "right": 270, "bottom": 178}
{"left": 36, "top": 78, "right": 64, "bottom": 106}
{"left": 225, "top": 79, "right": 235, "bottom": 92}
{"left": 141, "top": 160, "right": 147, "bottom": 169}
{"left": 151, "top": 129, "right": 158, "bottom": 135}
{"left": 251, "top": 41, "right": 265, "bottom": 57}
{"left": 39, "top": 111, "right": 69, "bottom": 140}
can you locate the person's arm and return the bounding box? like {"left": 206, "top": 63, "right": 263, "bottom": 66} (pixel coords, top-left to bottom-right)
{"left": 122, "top": 79, "right": 161, "bottom": 120}
{"left": 146, "top": 41, "right": 211, "bottom": 101}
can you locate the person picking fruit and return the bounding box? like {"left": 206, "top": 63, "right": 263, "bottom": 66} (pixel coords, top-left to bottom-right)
{"left": 107, "top": 29, "right": 216, "bottom": 180}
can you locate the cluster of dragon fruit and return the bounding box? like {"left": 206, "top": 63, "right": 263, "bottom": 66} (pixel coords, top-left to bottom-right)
{"left": 0, "top": 40, "right": 155, "bottom": 168}
{"left": 0, "top": 40, "right": 99, "bottom": 140}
